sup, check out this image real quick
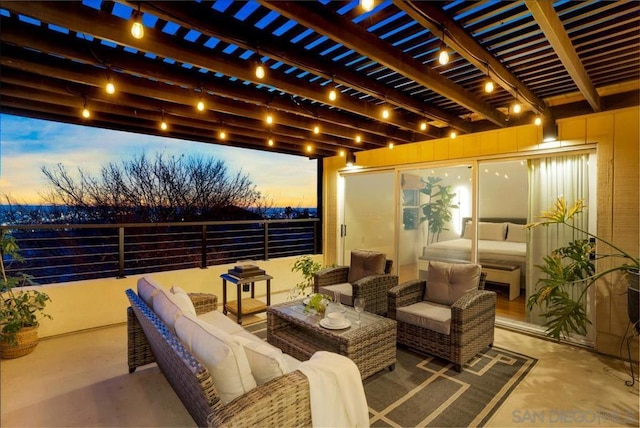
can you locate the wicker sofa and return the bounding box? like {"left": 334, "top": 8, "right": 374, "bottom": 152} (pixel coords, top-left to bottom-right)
{"left": 126, "top": 278, "right": 313, "bottom": 427}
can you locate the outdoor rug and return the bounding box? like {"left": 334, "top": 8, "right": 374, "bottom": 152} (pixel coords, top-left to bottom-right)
{"left": 245, "top": 320, "right": 537, "bottom": 427}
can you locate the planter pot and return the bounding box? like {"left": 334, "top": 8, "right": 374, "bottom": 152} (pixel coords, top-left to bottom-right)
{"left": 1, "top": 326, "right": 39, "bottom": 359}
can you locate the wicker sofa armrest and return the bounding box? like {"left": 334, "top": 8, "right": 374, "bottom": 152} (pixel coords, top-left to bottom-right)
{"left": 352, "top": 274, "right": 398, "bottom": 315}
{"left": 188, "top": 292, "right": 218, "bottom": 315}
{"left": 450, "top": 290, "right": 496, "bottom": 345}
{"left": 313, "top": 266, "right": 349, "bottom": 292}
{"left": 387, "top": 279, "right": 425, "bottom": 320}
{"left": 208, "top": 370, "right": 312, "bottom": 427}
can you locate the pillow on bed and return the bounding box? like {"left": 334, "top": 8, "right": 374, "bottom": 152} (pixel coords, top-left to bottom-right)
{"left": 462, "top": 222, "right": 507, "bottom": 241}
{"left": 506, "top": 222, "right": 527, "bottom": 243}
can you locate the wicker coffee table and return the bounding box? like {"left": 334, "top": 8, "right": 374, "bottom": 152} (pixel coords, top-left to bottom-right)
{"left": 267, "top": 299, "right": 397, "bottom": 379}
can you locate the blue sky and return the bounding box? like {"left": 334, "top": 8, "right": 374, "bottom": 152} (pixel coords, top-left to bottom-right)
{"left": 0, "top": 114, "right": 317, "bottom": 207}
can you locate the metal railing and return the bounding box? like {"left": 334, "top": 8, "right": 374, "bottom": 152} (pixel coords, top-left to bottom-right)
{"left": 0, "top": 218, "right": 320, "bottom": 285}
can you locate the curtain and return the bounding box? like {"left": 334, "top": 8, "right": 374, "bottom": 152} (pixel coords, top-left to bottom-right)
{"left": 527, "top": 154, "right": 592, "bottom": 335}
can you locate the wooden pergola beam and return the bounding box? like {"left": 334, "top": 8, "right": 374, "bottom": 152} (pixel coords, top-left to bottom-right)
{"left": 261, "top": 0, "right": 508, "bottom": 127}
{"left": 525, "top": 0, "right": 601, "bottom": 112}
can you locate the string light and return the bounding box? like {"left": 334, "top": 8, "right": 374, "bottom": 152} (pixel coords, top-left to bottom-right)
{"left": 313, "top": 124, "right": 320, "bottom": 135}
{"left": 450, "top": 131, "right": 457, "bottom": 139}
{"left": 218, "top": 130, "right": 227, "bottom": 140}
{"left": 255, "top": 60, "right": 266, "bottom": 79}
{"left": 534, "top": 116, "right": 542, "bottom": 126}
{"left": 267, "top": 137, "right": 274, "bottom": 147}
{"left": 196, "top": 99, "right": 205, "bottom": 112}
{"left": 388, "top": 142, "right": 394, "bottom": 149}
{"left": 328, "top": 80, "right": 338, "bottom": 102}
{"left": 355, "top": 134, "right": 362, "bottom": 143}
{"left": 484, "top": 79, "right": 494, "bottom": 93}
{"left": 81, "top": 98, "right": 90, "bottom": 119}
{"left": 130, "top": 5, "right": 144, "bottom": 39}
{"left": 381, "top": 105, "right": 391, "bottom": 120}
{"left": 306, "top": 144, "right": 313, "bottom": 153}
{"left": 160, "top": 110, "right": 168, "bottom": 130}
{"left": 265, "top": 112, "right": 274, "bottom": 125}
{"left": 513, "top": 102, "right": 522, "bottom": 114}
{"left": 105, "top": 80, "right": 115, "bottom": 95}
{"left": 338, "top": 149, "right": 345, "bottom": 157}
{"left": 419, "top": 120, "right": 428, "bottom": 131}
{"left": 438, "top": 29, "right": 449, "bottom": 65}
{"left": 360, "top": 0, "right": 375, "bottom": 12}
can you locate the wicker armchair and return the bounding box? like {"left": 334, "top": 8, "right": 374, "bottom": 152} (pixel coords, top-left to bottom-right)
{"left": 388, "top": 262, "right": 495, "bottom": 372}
{"left": 314, "top": 250, "right": 398, "bottom": 315}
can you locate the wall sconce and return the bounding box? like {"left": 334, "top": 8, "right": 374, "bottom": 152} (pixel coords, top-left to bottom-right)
{"left": 346, "top": 151, "right": 356, "bottom": 166}
{"left": 130, "top": 4, "right": 144, "bottom": 39}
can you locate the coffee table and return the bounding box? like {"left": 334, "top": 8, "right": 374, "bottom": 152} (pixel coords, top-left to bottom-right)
{"left": 267, "top": 299, "right": 397, "bottom": 380}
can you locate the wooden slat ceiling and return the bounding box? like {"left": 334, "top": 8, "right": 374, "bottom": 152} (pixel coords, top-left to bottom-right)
{"left": 1, "top": 0, "right": 638, "bottom": 158}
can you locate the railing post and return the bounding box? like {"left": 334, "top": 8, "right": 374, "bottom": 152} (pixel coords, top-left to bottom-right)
{"left": 118, "top": 227, "right": 125, "bottom": 278}
{"left": 201, "top": 225, "right": 208, "bottom": 269}
{"left": 264, "top": 222, "right": 269, "bottom": 261}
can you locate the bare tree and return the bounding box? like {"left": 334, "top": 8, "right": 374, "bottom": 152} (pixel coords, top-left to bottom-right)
{"left": 41, "top": 152, "right": 265, "bottom": 222}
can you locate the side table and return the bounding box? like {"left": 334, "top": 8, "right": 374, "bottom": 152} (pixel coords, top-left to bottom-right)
{"left": 220, "top": 273, "right": 272, "bottom": 324}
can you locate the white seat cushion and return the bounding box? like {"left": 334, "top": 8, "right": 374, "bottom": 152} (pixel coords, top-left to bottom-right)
{"left": 175, "top": 313, "right": 256, "bottom": 404}
{"left": 198, "top": 310, "right": 246, "bottom": 335}
{"left": 231, "top": 333, "right": 291, "bottom": 385}
{"left": 318, "top": 283, "right": 353, "bottom": 305}
{"left": 137, "top": 276, "right": 164, "bottom": 308}
{"left": 396, "top": 301, "right": 452, "bottom": 335}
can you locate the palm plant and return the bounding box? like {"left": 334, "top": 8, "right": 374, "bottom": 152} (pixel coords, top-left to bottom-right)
{"left": 525, "top": 197, "right": 639, "bottom": 340}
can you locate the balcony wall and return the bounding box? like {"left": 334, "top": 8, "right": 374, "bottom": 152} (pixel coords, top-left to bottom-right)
{"left": 33, "top": 254, "right": 323, "bottom": 338}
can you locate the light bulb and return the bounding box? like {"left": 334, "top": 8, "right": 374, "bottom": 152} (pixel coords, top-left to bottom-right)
{"left": 82, "top": 108, "right": 90, "bottom": 118}
{"left": 450, "top": 131, "right": 457, "bottom": 139}
{"left": 361, "top": 0, "right": 374, "bottom": 11}
{"left": 105, "top": 81, "right": 115, "bottom": 94}
{"left": 196, "top": 100, "right": 205, "bottom": 111}
{"left": 131, "top": 13, "right": 144, "bottom": 39}
{"left": 355, "top": 135, "right": 362, "bottom": 143}
{"left": 313, "top": 125, "right": 320, "bottom": 134}
{"left": 419, "top": 121, "right": 427, "bottom": 131}
{"left": 266, "top": 113, "right": 273, "bottom": 125}
{"left": 339, "top": 149, "right": 345, "bottom": 157}
{"left": 267, "top": 138, "right": 274, "bottom": 146}
{"left": 381, "top": 107, "right": 390, "bottom": 119}
{"left": 160, "top": 121, "right": 168, "bottom": 131}
{"left": 534, "top": 116, "right": 542, "bottom": 126}
{"left": 388, "top": 142, "right": 394, "bottom": 149}
{"left": 328, "top": 87, "right": 337, "bottom": 102}
{"left": 513, "top": 103, "right": 522, "bottom": 114}
{"left": 219, "top": 130, "right": 226, "bottom": 139}
{"left": 255, "top": 63, "right": 265, "bottom": 79}
{"left": 438, "top": 46, "right": 449, "bottom": 65}
{"left": 306, "top": 144, "right": 313, "bottom": 153}
{"left": 484, "top": 80, "right": 494, "bottom": 93}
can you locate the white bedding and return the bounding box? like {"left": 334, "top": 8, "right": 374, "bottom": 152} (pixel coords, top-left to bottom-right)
{"left": 421, "top": 238, "right": 526, "bottom": 272}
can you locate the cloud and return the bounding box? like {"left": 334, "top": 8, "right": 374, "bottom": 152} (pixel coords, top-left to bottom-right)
{"left": 0, "top": 114, "right": 317, "bottom": 207}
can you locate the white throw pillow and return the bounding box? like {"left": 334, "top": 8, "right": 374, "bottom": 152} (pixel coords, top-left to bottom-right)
{"left": 152, "top": 289, "right": 184, "bottom": 331}
{"left": 175, "top": 313, "right": 256, "bottom": 404}
{"left": 231, "top": 333, "right": 290, "bottom": 385}
{"left": 506, "top": 223, "right": 527, "bottom": 243}
{"left": 137, "top": 276, "right": 164, "bottom": 307}
{"left": 170, "top": 285, "right": 197, "bottom": 316}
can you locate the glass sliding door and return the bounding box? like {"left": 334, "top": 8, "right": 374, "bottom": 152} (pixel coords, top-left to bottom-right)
{"left": 398, "top": 165, "right": 473, "bottom": 282}
{"left": 342, "top": 171, "right": 395, "bottom": 265}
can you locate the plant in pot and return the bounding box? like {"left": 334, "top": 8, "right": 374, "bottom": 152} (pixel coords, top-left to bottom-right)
{"left": 525, "top": 197, "right": 639, "bottom": 340}
{"left": 290, "top": 255, "right": 322, "bottom": 298}
{"left": 419, "top": 176, "right": 459, "bottom": 245}
{"left": 1, "top": 230, "right": 52, "bottom": 358}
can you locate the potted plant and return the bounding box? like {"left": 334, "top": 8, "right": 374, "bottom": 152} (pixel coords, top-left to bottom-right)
{"left": 290, "top": 255, "right": 322, "bottom": 298}
{"left": 1, "top": 230, "right": 52, "bottom": 358}
{"left": 419, "top": 176, "right": 459, "bottom": 244}
{"left": 525, "top": 197, "right": 639, "bottom": 340}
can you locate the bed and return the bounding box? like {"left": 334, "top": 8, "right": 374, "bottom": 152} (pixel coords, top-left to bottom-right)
{"left": 418, "top": 218, "right": 527, "bottom": 298}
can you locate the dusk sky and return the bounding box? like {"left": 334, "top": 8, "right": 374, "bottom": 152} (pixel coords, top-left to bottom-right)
{"left": 0, "top": 114, "right": 317, "bottom": 208}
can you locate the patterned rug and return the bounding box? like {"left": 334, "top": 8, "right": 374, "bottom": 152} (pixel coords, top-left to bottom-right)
{"left": 245, "top": 320, "right": 537, "bottom": 427}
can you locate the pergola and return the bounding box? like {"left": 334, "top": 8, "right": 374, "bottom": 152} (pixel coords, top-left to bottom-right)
{"left": 1, "top": 1, "right": 638, "bottom": 158}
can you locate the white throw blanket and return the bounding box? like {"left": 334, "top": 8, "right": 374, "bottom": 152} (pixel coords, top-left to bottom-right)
{"left": 298, "top": 351, "right": 370, "bottom": 428}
